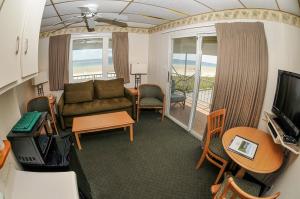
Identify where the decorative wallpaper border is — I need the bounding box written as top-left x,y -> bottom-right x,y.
149,9 -> 300,33
40,26 -> 149,38
40,9 -> 300,37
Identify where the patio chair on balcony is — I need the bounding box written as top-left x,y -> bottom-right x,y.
170,79 -> 186,108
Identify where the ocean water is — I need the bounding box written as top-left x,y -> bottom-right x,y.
73,58 -> 215,68
73,58 -> 113,68
172,59 -> 216,67
72,59 -> 217,77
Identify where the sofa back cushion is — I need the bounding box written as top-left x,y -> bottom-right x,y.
64,81 -> 94,104
94,78 -> 124,99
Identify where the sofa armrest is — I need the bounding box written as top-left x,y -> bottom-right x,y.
57,93 -> 66,129
124,88 -> 136,119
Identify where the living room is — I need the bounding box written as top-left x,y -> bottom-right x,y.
0,0 -> 300,199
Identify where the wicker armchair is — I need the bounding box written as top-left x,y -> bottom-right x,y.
170,79 -> 186,108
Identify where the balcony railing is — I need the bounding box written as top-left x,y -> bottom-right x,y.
185,79 -> 214,113
171,65 -> 215,113
73,72 -> 116,81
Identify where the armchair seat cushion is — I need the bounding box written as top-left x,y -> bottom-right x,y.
209,136 -> 230,161
140,97 -> 163,107
63,97 -> 132,116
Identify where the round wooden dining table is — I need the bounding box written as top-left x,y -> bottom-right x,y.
222,127 -> 284,178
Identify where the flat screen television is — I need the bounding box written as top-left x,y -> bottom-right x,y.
272,70 -> 300,141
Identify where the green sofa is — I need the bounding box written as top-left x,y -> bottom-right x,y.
57,78 -> 136,129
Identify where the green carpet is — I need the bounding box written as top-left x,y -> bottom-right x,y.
76,111 -> 218,199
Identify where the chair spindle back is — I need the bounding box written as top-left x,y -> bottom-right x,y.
207,109 -> 226,138
218,177 -> 280,199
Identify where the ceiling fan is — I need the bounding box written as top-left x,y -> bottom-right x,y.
52,6 -> 128,32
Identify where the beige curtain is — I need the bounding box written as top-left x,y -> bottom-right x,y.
112,32 -> 130,83
210,22 -> 268,131
49,34 -> 71,91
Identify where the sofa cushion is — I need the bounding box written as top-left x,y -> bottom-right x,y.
62,97 -> 132,116
94,78 -> 124,99
64,81 -> 94,104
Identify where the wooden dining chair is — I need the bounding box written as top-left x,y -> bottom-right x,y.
195,108 -> 229,184
211,174 -> 280,199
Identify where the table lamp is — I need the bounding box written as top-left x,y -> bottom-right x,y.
32,71 -> 49,96
130,63 -> 148,89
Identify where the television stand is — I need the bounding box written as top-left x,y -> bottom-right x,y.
264,112 -> 300,155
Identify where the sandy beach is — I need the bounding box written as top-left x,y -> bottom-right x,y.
172,64 -> 216,77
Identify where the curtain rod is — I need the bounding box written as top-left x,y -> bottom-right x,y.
162,24 -> 215,34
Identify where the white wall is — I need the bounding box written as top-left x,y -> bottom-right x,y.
0,89 -> 22,194
15,80 -> 36,114
38,32 -> 149,97
0,78 -> 35,195
148,21 -> 300,198
148,32 -> 169,91
128,33 -> 149,87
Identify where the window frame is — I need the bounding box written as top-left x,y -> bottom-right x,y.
69,33 -> 114,83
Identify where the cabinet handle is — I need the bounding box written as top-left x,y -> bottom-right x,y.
25,39 -> 28,55
15,36 -> 20,55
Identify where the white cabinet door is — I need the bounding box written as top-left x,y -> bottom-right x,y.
0,0 -> 27,88
21,0 -> 46,77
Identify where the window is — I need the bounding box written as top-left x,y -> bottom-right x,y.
70,35 -> 115,82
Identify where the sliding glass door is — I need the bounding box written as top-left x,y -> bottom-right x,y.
167,35 -> 217,138
191,36 -> 217,135
168,36 -> 197,129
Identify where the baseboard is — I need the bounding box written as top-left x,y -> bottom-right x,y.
190,130 -> 203,141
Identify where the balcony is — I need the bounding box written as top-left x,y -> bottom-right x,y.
170,72 -> 215,135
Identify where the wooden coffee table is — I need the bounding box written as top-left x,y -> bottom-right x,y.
72,111 -> 135,150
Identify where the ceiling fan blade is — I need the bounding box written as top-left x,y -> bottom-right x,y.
95,18 -> 127,27
78,6 -> 92,14
51,20 -> 83,33
52,16 -> 83,26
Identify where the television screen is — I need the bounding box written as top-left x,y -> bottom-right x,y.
272,70 -> 300,139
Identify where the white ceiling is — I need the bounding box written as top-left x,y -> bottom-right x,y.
41,0 -> 300,32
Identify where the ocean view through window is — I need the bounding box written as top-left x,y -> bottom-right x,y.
172,53 -> 217,91
70,36 -> 115,82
